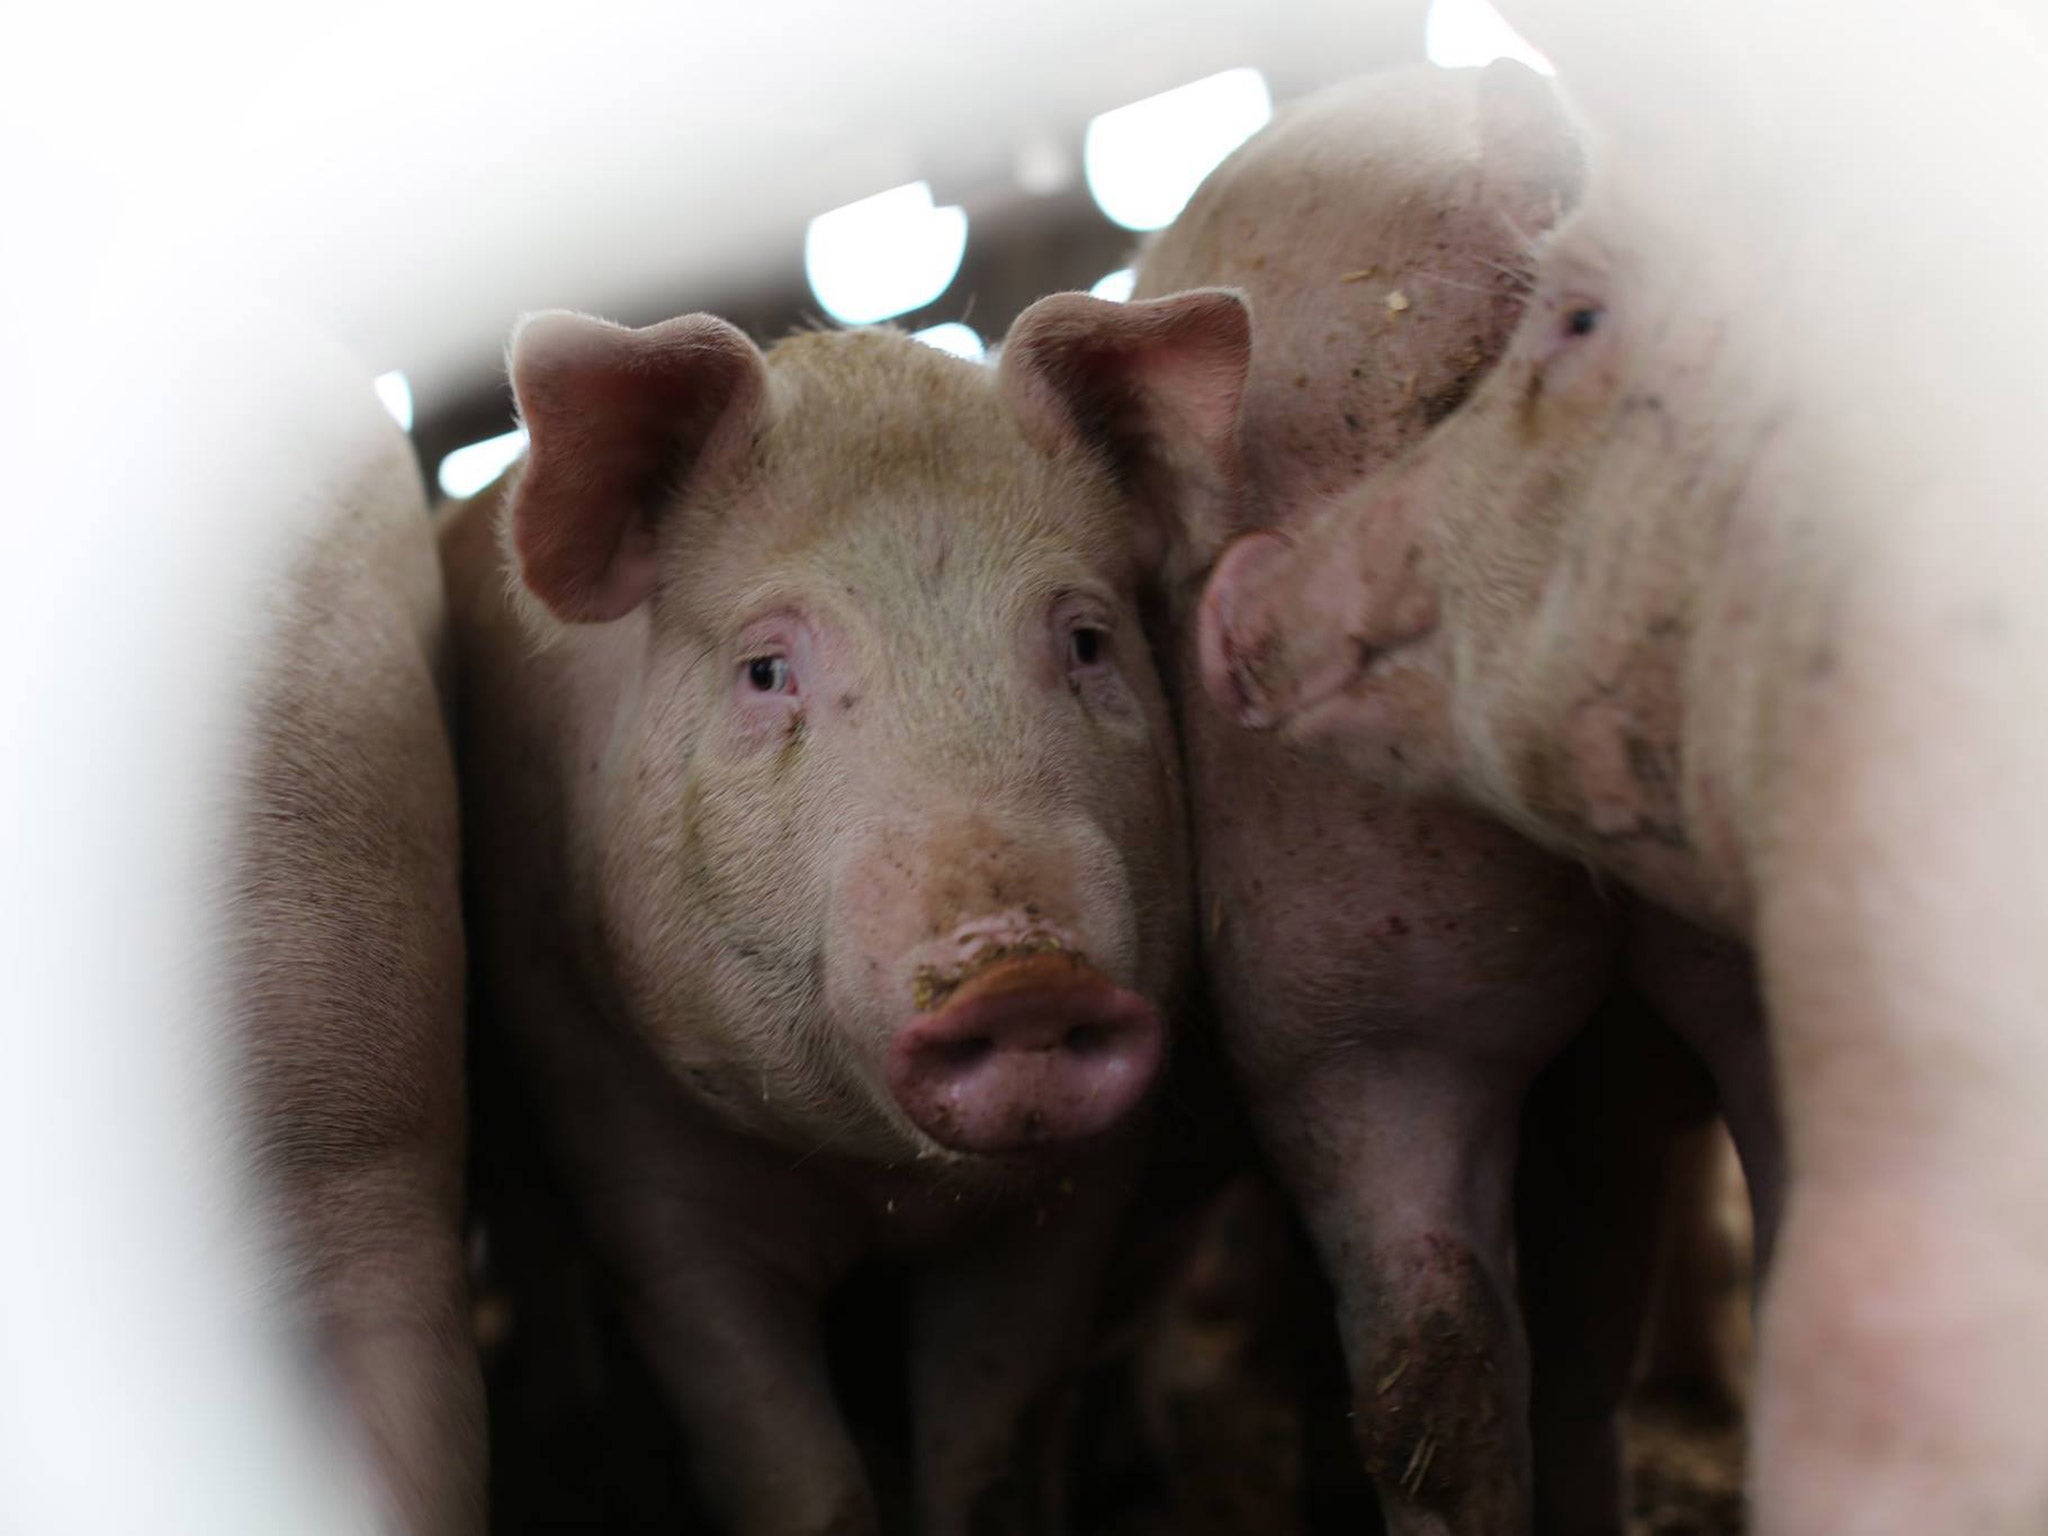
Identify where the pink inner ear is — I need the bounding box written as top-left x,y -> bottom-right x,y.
508,312 -> 763,624
1119,330 -> 1246,478
1002,289 -> 1251,497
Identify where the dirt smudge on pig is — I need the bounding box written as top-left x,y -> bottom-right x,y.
909,935 -> 1082,1012
1349,1236 -> 1520,1530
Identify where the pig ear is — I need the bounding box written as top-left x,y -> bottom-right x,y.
508,310 -> 766,623
998,289 -> 1250,566
1475,58 -> 1586,239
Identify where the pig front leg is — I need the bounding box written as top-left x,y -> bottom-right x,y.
1186,739 -> 1612,1534
592,1162 -> 876,1535
524,1017 -> 879,1536
1256,1045 -> 1537,1535
1625,904 -> 1782,1267
620,1255 -> 875,1536
907,1154 -> 1143,1536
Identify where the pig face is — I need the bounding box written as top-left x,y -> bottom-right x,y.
1198,161 -> 1740,843
506,295 -> 1248,1167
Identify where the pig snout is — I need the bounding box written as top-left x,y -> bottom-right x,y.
1199,515 -> 1439,734
1198,531 -> 1330,728
888,951 -> 1163,1155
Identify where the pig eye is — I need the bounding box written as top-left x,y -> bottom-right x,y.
1054,603 -> 1136,718
1529,293 -> 1608,388
744,655 -> 795,695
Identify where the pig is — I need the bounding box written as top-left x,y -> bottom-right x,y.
1130,61 -> 1717,1535
436,294 -> 1257,1535
229,333 -> 482,1534
1199,3 -> 2048,1531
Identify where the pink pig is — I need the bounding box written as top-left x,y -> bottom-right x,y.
439,294 -> 1250,1534
1201,3 -> 2048,1532
1131,61 -> 1765,1534
229,326 -> 481,1536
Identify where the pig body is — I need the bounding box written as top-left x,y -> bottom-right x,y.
230,345 -> 481,1535
441,302 -> 1250,1534
1203,5 -> 2048,1531
1136,64 -> 1701,1535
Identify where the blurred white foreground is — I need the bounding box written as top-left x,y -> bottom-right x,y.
5,0 -> 2041,1529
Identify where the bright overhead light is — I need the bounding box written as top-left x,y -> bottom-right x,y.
1424,0 -> 1554,74
437,427 -> 526,501
371,369 -> 413,432
1083,68 -> 1271,233
1090,268 -> 1136,303
805,181 -> 969,326
911,322 -> 987,362
1014,137 -> 1075,197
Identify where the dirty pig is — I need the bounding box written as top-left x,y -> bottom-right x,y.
1134,60 -> 1634,1536
1201,3 -> 2048,1533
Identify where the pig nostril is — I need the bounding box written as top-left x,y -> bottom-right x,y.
892,960 -> 1163,1153
933,1035 -> 994,1071
1063,1022 -> 1111,1056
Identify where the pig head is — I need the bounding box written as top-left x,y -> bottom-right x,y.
493,297 -> 1253,1166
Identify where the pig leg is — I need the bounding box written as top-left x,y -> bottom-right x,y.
1517,992 -> 1716,1536
619,1261 -> 874,1536
1625,906 -> 1782,1269
1188,711 -> 1612,1534
1743,710 -> 2048,1536
907,1159 -> 1141,1536
520,1016 -> 878,1536
583,1143 -> 876,1535
1522,914 -> 1765,1536
1252,1044 -> 1540,1536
